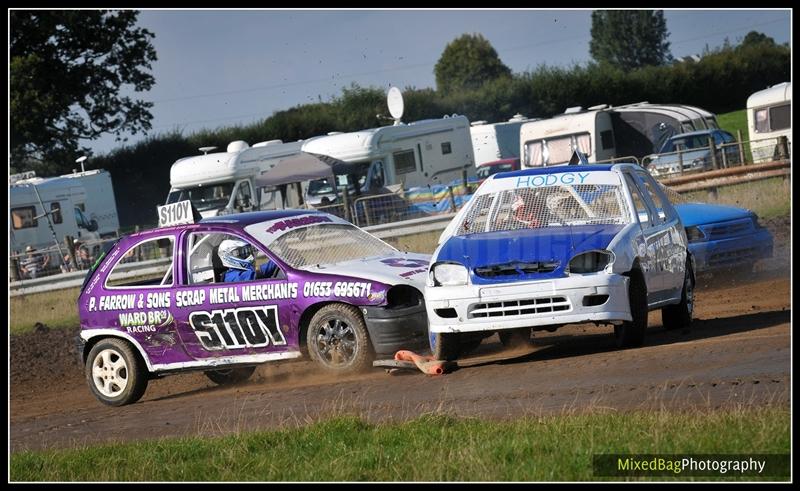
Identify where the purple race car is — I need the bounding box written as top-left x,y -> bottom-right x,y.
76,207 -> 430,406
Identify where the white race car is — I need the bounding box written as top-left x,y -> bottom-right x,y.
425,163 -> 694,360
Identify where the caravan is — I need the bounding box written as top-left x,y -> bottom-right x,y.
166,139 -> 314,218
747,82 -> 791,162
519,102 -> 721,168
10,169 -> 119,255
469,114 -> 539,166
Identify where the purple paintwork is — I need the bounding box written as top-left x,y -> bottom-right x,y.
78,211 -> 430,374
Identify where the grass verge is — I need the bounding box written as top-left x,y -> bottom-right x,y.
11,407 -> 789,481
10,287 -> 80,335
683,176 -> 790,219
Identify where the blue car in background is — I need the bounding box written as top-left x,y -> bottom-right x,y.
674,203 -> 773,273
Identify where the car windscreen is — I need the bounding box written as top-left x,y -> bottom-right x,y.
169,183 -> 234,211
268,223 -> 397,269
455,183 -> 630,236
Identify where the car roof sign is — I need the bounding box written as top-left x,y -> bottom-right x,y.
157,200 -> 200,227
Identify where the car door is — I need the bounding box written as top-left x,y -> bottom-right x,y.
634,170 -> 687,300
622,171 -> 664,304
174,227 -> 300,362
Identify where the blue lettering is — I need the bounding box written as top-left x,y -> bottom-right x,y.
532,176 -> 545,187
516,176 -> 530,187
577,172 -> 590,183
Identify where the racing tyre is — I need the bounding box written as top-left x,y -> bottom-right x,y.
615,269 -> 648,348
204,366 -> 256,385
430,332 -> 462,361
498,328 -> 533,349
307,304 -> 373,373
662,260 -> 694,331
85,338 -> 148,407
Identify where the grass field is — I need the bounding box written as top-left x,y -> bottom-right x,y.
716,109 -> 748,141
10,407 -> 789,481
683,176 -> 790,219
10,287 -> 80,335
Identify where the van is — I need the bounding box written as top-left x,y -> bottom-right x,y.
166,139 -> 312,218
300,115 -> 476,205
747,82 -> 791,163
10,169 -> 118,255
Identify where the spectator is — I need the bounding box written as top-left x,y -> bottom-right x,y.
61,254 -> 76,273
74,239 -> 95,269
19,246 -> 50,279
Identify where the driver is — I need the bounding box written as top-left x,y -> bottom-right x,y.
219,239 -> 277,282
511,188 -> 542,227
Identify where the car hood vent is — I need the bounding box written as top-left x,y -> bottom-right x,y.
475,261 -> 559,278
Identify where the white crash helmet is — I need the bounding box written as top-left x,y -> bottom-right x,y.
218,239 -> 255,270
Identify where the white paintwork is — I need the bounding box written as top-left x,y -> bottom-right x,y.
301,252 -> 431,290
519,110 -> 615,167
426,164 -> 688,335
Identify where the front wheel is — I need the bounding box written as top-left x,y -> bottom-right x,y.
204,366 -> 256,385
498,328 -> 533,349
85,338 -> 149,406
429,331 -> 462,361
662,260 -> 694,330
307,304 -> 373,373
615,269 -> 648,348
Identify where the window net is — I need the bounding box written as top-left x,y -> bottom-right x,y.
457,184 -> 630,235
269,224 -> 396,268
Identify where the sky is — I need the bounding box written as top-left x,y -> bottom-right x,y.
82,8 -> 792,156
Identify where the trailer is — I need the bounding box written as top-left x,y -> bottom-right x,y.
747,82 -> 791,163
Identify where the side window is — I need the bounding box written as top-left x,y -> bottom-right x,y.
393,149 -> 417,175
769,103 -> 790,131
754,108 -> 769,133
441,142 -> 452,155
187,232 -> 284,285
106,236 -> 175,288
50,202 -> 63,224
623,174 -> 652,227
11,206 -> 38,229
635,172 -> 669,223
371,161 -> 385,188
235,181 -> 253,209
600,130 -> 615,150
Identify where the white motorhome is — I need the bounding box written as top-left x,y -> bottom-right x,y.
469,114 -> 539,166
519,102 -> 721,168
300,114 -> 476,205
166,139 -> 312,218
10,169 -> 119,254
747,82 -> 791,162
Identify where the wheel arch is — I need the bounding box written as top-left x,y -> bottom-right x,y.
81,330 -> 153,373
297,301 -> 364,349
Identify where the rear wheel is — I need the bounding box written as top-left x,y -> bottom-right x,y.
85,338 -> 149,406
615,269 -> 648,348
662,259 -> 694,330
307,304 -> 372,373
204,366 -> 256,385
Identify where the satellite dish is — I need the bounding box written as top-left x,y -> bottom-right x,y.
387,86 -> 404,123
75,156 -> 88,163
199,146 -> 218,155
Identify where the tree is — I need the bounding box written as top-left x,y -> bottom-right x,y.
738,31 -> 776,49
10,10 -> 157,173
589,10 -> 672,71
434,33 -> 512,96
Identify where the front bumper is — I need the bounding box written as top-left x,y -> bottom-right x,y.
426,273 -> 631,334
362,302 -> 429,355
690,228 -> 774,271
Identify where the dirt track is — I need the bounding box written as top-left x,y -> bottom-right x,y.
10,218 -> 791,452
